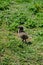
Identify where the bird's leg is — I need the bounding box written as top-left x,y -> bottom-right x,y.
25,39 -> 27,43
22,39 -> 24,42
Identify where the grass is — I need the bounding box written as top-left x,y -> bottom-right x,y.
0,0 -> 43,65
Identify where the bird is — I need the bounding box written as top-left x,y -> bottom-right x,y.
18,25 -> 28,42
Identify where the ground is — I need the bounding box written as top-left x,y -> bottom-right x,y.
0,0 -> 43,65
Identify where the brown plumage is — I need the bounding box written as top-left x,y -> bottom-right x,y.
18,26 -> 28,42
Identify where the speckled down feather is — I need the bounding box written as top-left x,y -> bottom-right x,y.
19,32 -> 28,40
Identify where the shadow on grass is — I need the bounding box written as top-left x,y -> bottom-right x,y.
25,41 -> 32,45
18,41 -> 32,49
18,44 -> 24,48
